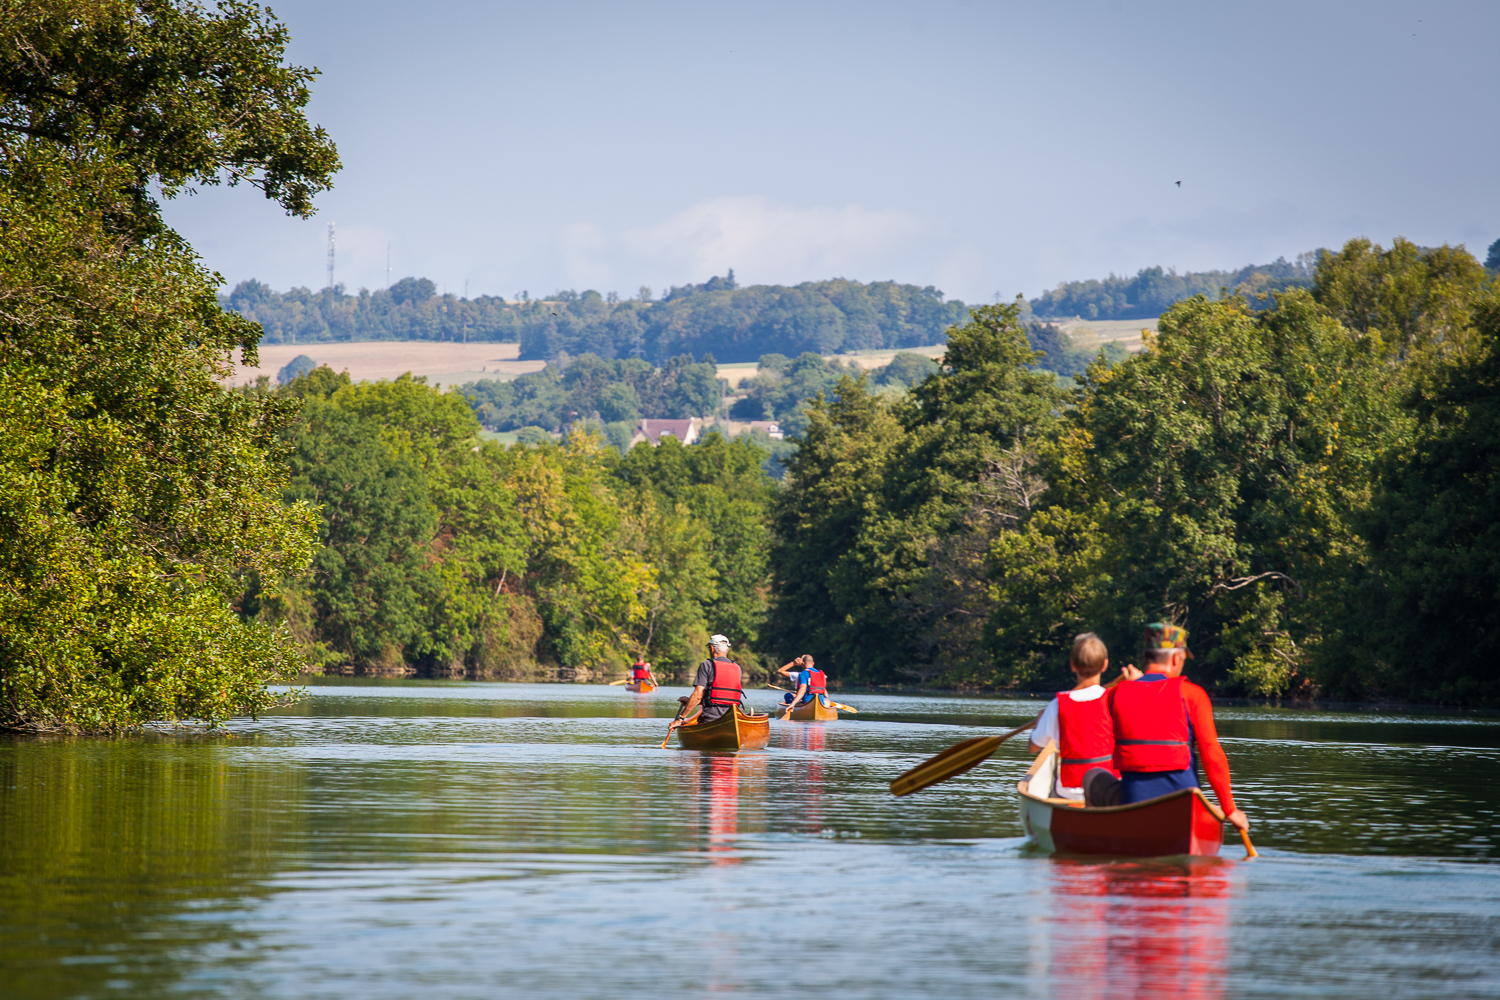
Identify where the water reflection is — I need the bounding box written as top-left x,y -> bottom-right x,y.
1046,858 -> 1233,1000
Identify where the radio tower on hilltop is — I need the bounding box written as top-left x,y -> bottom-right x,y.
326,222 -> 336,290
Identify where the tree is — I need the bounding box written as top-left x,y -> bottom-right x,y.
1,0 -> 339,231
0,1 -> 338,729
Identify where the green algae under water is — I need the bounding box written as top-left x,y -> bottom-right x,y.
2,682 -> 1497,999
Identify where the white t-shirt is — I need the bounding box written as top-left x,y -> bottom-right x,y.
1029,685 -> 1109,799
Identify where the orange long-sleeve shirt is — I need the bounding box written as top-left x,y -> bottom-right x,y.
1106,676 -> 1236,815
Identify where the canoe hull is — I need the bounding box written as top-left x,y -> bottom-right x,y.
1016,742 -> 1224,857
676,705 -> 770,751
625,681 -> 656,693
1018,786 -> 1225,857
785,696 -> 839,721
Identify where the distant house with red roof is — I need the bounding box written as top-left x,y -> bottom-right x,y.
630,418 -> 702,448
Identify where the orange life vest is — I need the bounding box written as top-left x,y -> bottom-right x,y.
1055,691 -> 1118,787
1109,675 -> 1192,772
706,657 -> 744,707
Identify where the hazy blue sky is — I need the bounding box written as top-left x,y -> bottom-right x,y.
163,0 -> 1499,304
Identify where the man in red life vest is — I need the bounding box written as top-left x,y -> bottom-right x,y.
1105,622 -> 1250,833
669,634 -> 745,731
629,658 -> 656,685
777,655 -> 827,713
1027,633 -> 1135,804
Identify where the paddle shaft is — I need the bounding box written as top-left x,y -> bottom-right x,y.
608,679 -> 629,685
889,713 -> 1042,796
1238,826 -> 1259,858
660,701 -> 688,748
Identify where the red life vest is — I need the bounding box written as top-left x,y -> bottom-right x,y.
630,662 -> 651,681
706,657 -> 744,707
1110,675 -> 1192,772
804,669 -> 827,695
1055,690 -> 1118,787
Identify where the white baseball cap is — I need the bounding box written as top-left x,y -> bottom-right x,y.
709,634 -> 730,647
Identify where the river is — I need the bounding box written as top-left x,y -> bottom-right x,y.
2,681 -> 1497,998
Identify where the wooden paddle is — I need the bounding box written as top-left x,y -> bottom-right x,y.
889,714 -> 1042,796
1237,827 -> 1259,858
824,698 -> 859,714
608,679 -> 629,686
660,699 -> 689,748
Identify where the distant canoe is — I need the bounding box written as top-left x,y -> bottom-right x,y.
1017,743 -> 1226,857
625,680 -> 656,693
676,705 -> 770,751
783,695 -> 838,721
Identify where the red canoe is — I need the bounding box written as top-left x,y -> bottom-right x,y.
1016,742 -> 1226,857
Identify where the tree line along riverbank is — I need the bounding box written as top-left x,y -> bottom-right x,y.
3,3 -> 1499,731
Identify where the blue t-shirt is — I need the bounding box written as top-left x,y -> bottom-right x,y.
795,669 -> 821,703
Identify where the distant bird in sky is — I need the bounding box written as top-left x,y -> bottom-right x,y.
1175,180 -> 1182,187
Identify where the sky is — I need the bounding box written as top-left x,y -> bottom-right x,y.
162,0 -> 1500,305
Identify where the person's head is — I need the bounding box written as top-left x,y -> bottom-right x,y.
802,655 -> 815,669
709,633 -> 730,656
1070,632 -> 1108,680
1142,622 -> 1191,676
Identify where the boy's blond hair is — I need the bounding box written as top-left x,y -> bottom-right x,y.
1070,632 -> 1108,676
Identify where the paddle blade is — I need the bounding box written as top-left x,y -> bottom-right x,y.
889,735 -> 1005,797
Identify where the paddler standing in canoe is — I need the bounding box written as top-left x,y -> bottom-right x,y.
1026,632 -> 1138,805
1101,623 -> 1250,834
669,634 -> 744,733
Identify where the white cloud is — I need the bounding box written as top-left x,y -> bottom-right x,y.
558,196 -> 951,291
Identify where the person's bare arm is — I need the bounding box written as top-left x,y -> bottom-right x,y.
672,686 -> 706,728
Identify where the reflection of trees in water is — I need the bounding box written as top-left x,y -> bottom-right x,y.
0,737 -> 302,998
1045,857 -> 1235,1000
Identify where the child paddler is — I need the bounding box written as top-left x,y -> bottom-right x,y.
1027,633 -> 1134,805
669,634 -> 745,732
1102,623 -> 1250,834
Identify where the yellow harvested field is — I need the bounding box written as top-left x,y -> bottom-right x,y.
1054,317 -> 1157,352
228,341 -> 544,387
717,344 -> 947,387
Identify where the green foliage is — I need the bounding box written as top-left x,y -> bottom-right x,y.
1311,237 -> 1489,361
729,352 -> 862,435
277,354 -> 316,384
1025,322 -> 1131,376
0,1 -> 339,231
1031,257 -> 1315,321
0,161 -> 317,730
460,352 -> 722,433
266,374 -> 777,678
0,2 -> 337,730
1325,292 -> 1500,704
227,275 -> 970,362
874,352 -> 940,388
225,280 -> 518,343
766,304 -> 1067,682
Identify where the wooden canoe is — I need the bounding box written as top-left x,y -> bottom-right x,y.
782,695 -> 839,721
676,704 -> 770,751
1016,742 -> 1226,857
625,680 -> 656,693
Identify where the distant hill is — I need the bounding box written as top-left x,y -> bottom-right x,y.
221,256 -> 1320,364
1029,255 -> 1316,321
221,273 -> 970,365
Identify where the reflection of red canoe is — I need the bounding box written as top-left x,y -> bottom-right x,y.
676,705 -> 771,751
1017,743 -> 1225,857
625,680 -> 656,693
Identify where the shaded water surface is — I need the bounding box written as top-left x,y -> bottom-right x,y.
2,683 -> 1497,998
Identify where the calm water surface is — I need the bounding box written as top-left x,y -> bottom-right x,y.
2,682 -> 1498,999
